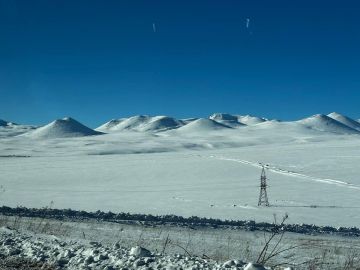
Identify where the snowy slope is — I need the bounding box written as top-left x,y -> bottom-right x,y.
327,112 -> 360,131
297,114 -> 359,134
209,113 -> 246,128
25,117 -> 102,139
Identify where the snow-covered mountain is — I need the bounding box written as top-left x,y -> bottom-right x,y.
180,118 -> 199,124
25,117 -> 102,139
237,115 -> 268,125
143,116 -> 183,131
97,115 -> 183,132
0,119 -> 36,138
0,119 -> 9,126
0,119 -> 19,127
209,113 -> 245,128
176,118 -> 232,133
209,113 -> 267,127
96,118 -> 127,131
297,114 -> 359,134
3,113 -> 360,139
327,112 -> 360,131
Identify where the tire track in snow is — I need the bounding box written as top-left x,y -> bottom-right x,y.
208,155 -> 360,190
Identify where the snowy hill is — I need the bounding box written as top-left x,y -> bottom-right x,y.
0,119 -> 18,127
209,113 -> 267,126
97,115 -> 183,132
209,113 -> 239,122
141,116 -> 183,131
25,117 -> 102,139
209,113 -> 245,128
180,118 -> 198,124
0,119 -> 9,126
327,112 -> 360,131
96,118 -> 127,131
176,118 -> 232,133
297,114 -> 359,134
237,115 -> 268,125
0,119 -> 36,138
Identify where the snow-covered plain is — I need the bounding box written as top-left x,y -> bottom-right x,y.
1,113 -> 360,227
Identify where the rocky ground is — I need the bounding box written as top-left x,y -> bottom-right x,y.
0,226 -> 283,270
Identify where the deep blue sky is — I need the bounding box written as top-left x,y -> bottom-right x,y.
1,0 -> 360,127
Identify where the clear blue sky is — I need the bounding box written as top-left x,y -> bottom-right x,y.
1,0 -> 360,127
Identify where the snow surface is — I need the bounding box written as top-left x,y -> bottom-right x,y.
1,113 -> 360,227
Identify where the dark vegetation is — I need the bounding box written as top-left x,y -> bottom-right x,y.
0,206 -> 359,237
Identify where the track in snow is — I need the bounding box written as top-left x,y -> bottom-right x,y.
209,155 -> 360,191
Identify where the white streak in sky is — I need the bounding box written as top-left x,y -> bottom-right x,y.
246,18 -> 250,29
153,23 -> 156,33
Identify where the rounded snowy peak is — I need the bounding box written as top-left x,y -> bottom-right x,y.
97,115 -> 183,132
0,119 -> 8,126
141,116 -> 183,131
177,118 -> 232,133
209,113 -> 245,128
26,117 -> 102,139
298,114 -> 359,134
0,119 -> 18,127
111,115 -> 151,131
237,115 -> 268,125
327,112 -> 360,131
96,118 -> 127,131
209,113 -> 238,122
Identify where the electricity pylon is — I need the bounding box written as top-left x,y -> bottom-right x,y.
258,166 -> 270,206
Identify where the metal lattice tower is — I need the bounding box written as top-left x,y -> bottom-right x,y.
258,166 -> 270,206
